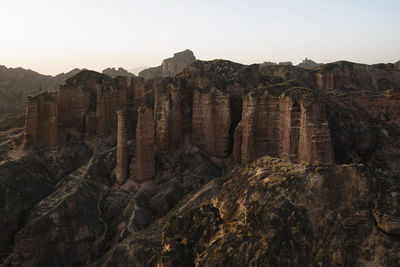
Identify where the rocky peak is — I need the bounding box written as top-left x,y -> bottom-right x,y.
139,49 -> 196,79
297,58 -> 322,69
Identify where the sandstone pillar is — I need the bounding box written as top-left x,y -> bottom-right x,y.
116,110 -> 128,184
134,106 -> 155,183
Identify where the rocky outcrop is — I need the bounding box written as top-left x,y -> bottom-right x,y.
133,106 -> 155,183
102,67 -> 136,78
297,58 -> 322,69
116,111 -> 128,184
139,49 -> 196,79
158,157 -> 400,266
22,91 -> 58,149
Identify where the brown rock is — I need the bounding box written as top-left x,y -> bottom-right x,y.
115,110 -> 128,185
233,88 -> 334,164
192,87 -> 231,158
23,91 -> 58,149
139,49 -> 196,79
133,106 -> 155,183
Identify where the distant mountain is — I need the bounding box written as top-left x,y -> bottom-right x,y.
261,61 -> 293,67
128,67 -> 148,76
102,67 -> 136,78
0,65 -> 82,118
139,49 -> 196,79
297,58 -> 322,69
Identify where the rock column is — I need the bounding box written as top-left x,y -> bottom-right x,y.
135,106 -> 155,183
116,110 -> 128,184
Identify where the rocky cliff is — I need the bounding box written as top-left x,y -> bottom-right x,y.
139,49 -> 196,80
2,57 -> 400,266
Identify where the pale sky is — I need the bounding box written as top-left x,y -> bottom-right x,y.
1,0 -> 399,75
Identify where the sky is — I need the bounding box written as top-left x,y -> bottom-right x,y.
0,0 -> 399,75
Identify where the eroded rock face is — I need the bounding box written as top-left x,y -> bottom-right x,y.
23,91 -> 58,149
233,88 -> 334,164
133,106 -> 155,183
192,87 -> 231,158
116,111 -> 128,184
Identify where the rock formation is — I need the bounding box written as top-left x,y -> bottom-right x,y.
133,106 -> 155,183
115,110 -> 128,184
192,87 -> 231,158
297,58 -> 322,69
0,65 -> 81,118
139,49 -> 196,79
23,91 -> 58,149
233,88 -> 334,164
4,56 -> 400,266
102,67 -> 136,78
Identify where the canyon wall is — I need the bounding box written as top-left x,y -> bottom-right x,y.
23,59 -> 400,182
232,89 -> 334,164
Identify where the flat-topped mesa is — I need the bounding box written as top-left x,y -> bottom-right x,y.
22,91 -> 58,150
233,87 -> 334,164
115,110 -> 128,185
133,106 -> 155,183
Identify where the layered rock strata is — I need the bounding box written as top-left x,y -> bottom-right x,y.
133,106 -> 155,183
233,89 -> 334,164
23,91 -> 58,149
116,111 -> 128,184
